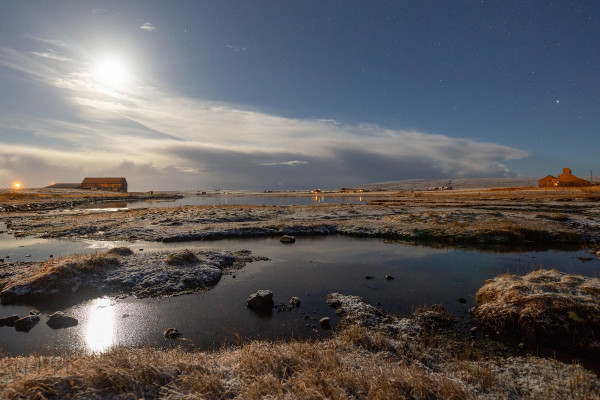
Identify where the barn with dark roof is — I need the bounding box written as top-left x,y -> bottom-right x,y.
80,177 -> 128,192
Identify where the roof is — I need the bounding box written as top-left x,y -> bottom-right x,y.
81,177 -> 127,185
539,175 -> 557,180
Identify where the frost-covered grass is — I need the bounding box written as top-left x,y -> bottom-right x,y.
0,248 -> 266,304
473,269 -> 600,355
0,294 -> 597,399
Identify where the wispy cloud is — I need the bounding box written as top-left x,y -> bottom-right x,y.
140,22 -> 156,32
31,50 -> 71,62
260,161 -> 308,166
0,44 -> 528,190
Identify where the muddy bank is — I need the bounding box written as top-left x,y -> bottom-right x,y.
473,269 -> 600,357
0,248 -> 266,305
4,191 -> 600,247
1,293 -> 598,399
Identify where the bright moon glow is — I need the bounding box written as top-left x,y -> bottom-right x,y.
85,298 -> 116,352
93,58 -> 129,88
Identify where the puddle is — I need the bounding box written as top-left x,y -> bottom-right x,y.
1,235 -> 598,356
77,194 -> 367,210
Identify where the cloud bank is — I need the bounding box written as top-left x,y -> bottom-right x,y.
0,42 -> 528,191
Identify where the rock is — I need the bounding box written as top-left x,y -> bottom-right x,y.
280,235 -> 296,244
365,275 -> 374,280
0,314 -> 20,327
164,328 -> 181,339
14,315 -> 40,332
289,296 -> 301,308
46,311 -> 79,329
470,326 -> 478,336
385,274 -> 394,280
29,309 -> 40,316
247,290 -> 274,311
319,317 -> 331,329
457,297 -> 467,304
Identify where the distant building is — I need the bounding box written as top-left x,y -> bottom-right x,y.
539,168 -> 590,188
80,177 -> 128,192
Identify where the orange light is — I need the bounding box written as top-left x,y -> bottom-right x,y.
13,182 -> 21,189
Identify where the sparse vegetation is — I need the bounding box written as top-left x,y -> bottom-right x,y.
1,295 -> 598,399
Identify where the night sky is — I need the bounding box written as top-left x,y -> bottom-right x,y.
0,1 -> 598,190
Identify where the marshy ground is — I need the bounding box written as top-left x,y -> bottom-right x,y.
1,187 -> 600,398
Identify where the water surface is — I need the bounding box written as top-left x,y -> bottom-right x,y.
1,235 -> 598,356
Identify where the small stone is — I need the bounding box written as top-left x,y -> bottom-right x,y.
385,274 -> 394,280
365,275 -> 375,280
247,290 -> 274,311
46,312 -> 78,329
29,309 -> 40,316
280,235 -> 296,244
457,297 -> 467,304
49,255 -> 53,258
164,328 -> 181,339
470,326 -> 478,336
319,317 -> 330,329
14,315 -> 40,332
289,297 -> 301,308
0,314 -> 20,327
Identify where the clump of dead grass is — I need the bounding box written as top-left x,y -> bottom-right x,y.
473,269 -> 600,353
165,249 -> 198,265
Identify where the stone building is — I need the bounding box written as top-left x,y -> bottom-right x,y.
538,168 -> 590,188
80,177 -> 128,192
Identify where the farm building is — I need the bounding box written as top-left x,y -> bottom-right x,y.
538,168 -> 590,188
80,177 -> 128,192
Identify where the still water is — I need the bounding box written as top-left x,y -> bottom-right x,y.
78,194 -> 367,210
1,233 -> 598,356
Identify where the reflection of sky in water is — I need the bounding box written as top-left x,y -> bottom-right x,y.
85,298 -> 115,352
0,235 -> 599,356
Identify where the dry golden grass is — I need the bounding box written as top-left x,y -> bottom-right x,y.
474,269 -> 600,353
1,330 -> 597,399
164,249 -> 198,265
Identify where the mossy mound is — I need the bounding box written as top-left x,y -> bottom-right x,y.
473,269 -> 600,354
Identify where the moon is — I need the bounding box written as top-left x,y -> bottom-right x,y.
93,58 -> 129,88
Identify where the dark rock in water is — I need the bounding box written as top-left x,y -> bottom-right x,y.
577,256 -> 593,262
280,235 -> 296,244
274,303 -> 293,312
14,315 -> 40,332
457,297 -> 467,304
247,290 -> 274,311
0,314 -> 20,327
46,311 -> 78,329
385,274 -> 394,280
29,309 -> 40,316
164,328 -> 181,339
470,326 -> 478,336
319,317 -> 331,329
365,275 -> 375,280
289,296 -> 301,308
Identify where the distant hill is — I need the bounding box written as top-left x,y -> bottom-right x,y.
358,177 -> 539,191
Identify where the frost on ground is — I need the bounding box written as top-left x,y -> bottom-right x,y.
0,248 -> 267,304
473,269 -> 600,356
1,293 -> 598,399
5,189 -> 600,248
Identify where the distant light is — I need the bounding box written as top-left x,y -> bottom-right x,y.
13,182 -> 21,189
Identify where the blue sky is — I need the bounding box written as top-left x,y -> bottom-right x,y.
0,1 -> 598,190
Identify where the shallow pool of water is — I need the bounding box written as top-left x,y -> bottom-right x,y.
77,194 -> 367,210
1,234 -> 598,356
